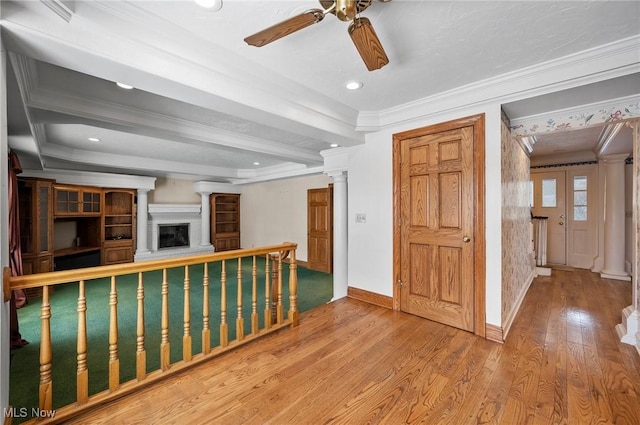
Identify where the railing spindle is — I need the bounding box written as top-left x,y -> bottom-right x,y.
8,242 -> 299,421
202,262 -> 211,355
220,260 -> 228,347
236,257 -> 244,341
288,250 -> 299,327
251,256 -> 258,334
77,280 -> 88,404
39,285 -> 53,411
264,254 -> 271,329
136,272 -> 146,381
277,255 -> 284,324
108,276 -> 120,391
160,268 -> 170,371
183,265 -> 192,361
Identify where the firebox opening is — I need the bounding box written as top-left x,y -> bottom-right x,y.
158,223 -> 190,249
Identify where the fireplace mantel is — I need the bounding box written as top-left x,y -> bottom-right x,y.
135,203 -> 214,261
148,204 -> 201,215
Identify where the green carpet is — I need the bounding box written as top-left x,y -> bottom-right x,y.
9,258 -> 332,422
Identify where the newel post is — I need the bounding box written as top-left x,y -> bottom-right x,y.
288,247 -> 299,327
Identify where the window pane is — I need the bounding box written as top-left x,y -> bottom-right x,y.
574,176 -> 587,191
542,179 -> 556,207
574,191 -> 587,206
574,206 -> 587,221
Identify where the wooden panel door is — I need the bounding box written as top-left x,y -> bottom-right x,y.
396,121 -> 479,332
307,187 -> 332,273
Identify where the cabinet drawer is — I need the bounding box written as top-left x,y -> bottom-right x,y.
104,245 -> 133,265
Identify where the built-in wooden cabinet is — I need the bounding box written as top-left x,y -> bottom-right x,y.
18,178 -> 54,275
18,178 -> 54,298
19,180 -> 137,279
102,189 -> 135,265
210,193 -> 240,251
54,184 -> 102,216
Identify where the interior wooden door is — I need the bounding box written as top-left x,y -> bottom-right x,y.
307,187 -> 333,273
395,119 -> 481,333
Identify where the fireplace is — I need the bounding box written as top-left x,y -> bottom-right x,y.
158,223 -> 190,250
134,203 -> 214,261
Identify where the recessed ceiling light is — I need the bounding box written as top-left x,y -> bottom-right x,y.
88,137 -> 100,142
116,82 -> 134,90
253,162 -> 260,165
195,0 -> 222,10
330,143 -> 339,148
345,80 -> 363,90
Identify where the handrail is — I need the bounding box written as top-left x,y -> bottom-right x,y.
4,242 -> 298,424
7,242 -> 298,290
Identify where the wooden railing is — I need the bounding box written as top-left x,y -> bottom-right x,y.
4,243 -> 298,424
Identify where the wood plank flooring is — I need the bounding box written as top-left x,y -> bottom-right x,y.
65,269 -> 640,425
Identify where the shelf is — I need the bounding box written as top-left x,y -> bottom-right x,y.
54,246 -> 101,258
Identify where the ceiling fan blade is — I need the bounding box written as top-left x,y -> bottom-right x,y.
348,17 -> 389,71
244,9 -> 325,47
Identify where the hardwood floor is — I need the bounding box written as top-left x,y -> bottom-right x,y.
65,269 -> 639,425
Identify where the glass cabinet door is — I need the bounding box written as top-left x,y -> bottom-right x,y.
38,183 -> 51,253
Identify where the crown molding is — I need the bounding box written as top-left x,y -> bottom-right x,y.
39,143 -> 239,180
20,168 -> 156,190
193,181 -> 242,194
357,35 -> 640,131
40,0 -> 74,23
229,164 -> 325,185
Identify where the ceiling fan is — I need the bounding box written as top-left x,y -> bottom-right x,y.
244,0 -> 390,71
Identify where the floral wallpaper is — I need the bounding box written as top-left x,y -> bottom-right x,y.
501,117 -> 536,335
509,99 -> 640,137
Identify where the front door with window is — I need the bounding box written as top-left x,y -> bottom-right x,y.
531,171 -> 567,265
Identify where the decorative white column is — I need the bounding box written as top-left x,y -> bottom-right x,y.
329,171 -> 348,300
198,191 -> 213,247
616,121 -> 639,351
136,189 -> 150,255
601,153 -> 631,281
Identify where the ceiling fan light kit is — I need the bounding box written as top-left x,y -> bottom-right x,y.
244,0 -> 390,71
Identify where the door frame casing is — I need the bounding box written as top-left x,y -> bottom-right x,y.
392,114 -> 486,337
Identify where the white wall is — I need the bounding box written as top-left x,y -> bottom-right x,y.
240,174 -> 332,262
1,35 -> 10,416
149,177 -> 200,204
347,105 -> 503,326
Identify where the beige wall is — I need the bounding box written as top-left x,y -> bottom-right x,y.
240,174 -> 332,262
149,178 -> 200,204
501,118 -> 536,337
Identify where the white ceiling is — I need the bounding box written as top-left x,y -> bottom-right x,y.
2,0 -> 639,183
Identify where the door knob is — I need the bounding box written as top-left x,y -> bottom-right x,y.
462,236 -> 471,243
559,222 -> 564,225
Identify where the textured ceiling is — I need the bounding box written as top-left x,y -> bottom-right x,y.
2,0 -> 639,182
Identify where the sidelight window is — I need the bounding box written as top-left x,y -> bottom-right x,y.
573,176 -> 587,221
